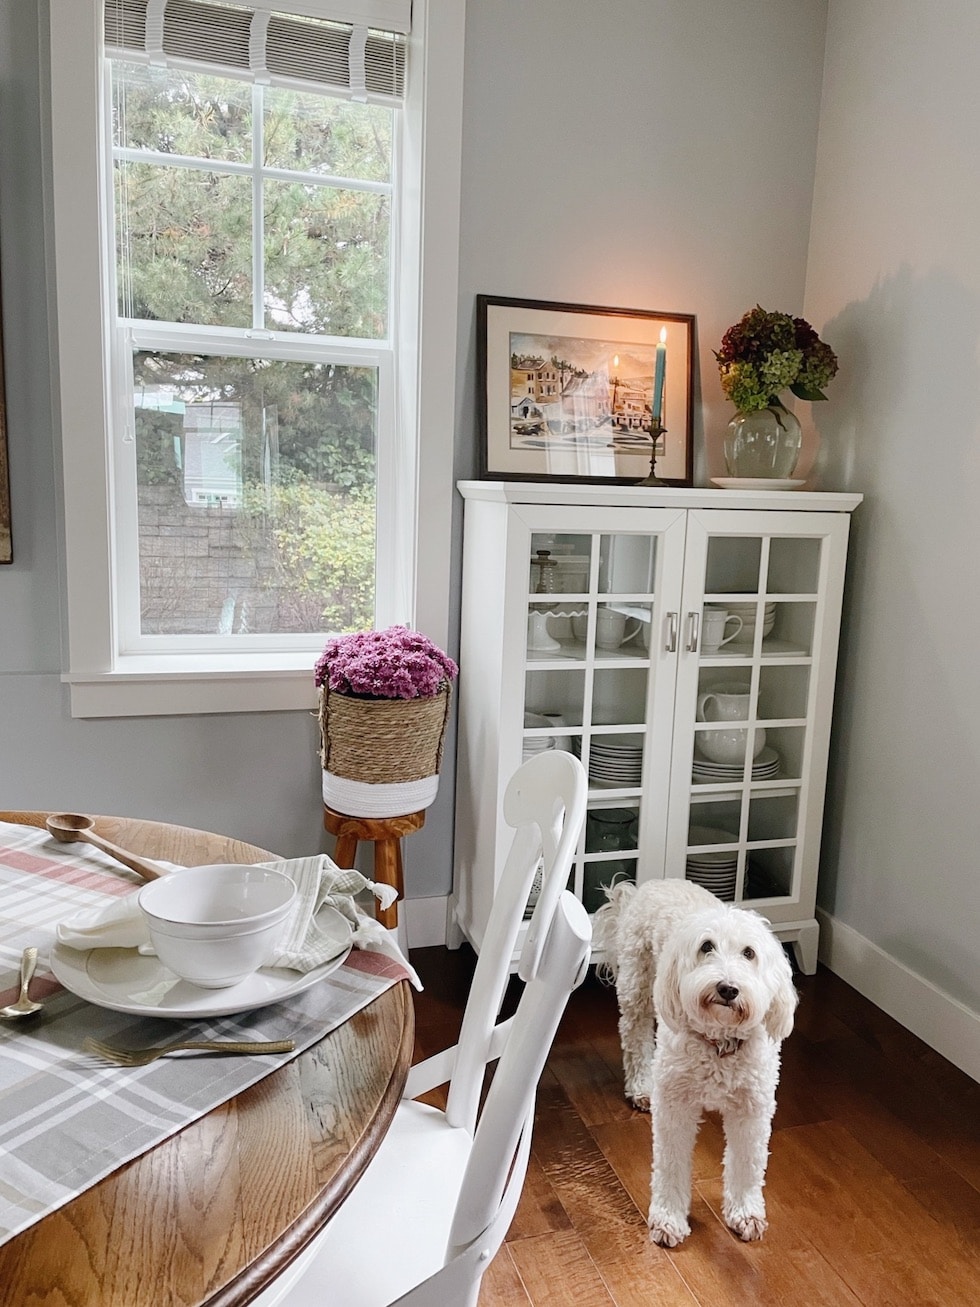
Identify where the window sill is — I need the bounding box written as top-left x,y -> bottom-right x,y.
63,655 -> 319,718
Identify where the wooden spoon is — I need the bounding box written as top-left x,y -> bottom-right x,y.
45,813 -> 169,881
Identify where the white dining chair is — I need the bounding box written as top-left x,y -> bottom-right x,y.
253,749 -> 590,1307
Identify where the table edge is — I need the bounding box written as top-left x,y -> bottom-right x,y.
1,812 -> 416,1306
208,979 -> 416,1307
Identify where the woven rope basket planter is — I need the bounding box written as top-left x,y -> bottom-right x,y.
318,686 -> 452,818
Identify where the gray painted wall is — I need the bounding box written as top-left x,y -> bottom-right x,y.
1,3 -> 828,901
805,0 -> 980,1014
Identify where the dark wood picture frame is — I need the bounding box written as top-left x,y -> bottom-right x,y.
477,294 -> 695,486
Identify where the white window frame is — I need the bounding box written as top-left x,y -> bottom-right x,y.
45,0 -> 464,717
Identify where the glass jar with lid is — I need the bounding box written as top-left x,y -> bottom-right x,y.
532,549 -> 558,593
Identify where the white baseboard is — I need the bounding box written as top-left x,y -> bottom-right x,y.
816,908 -> 980,1084
402,895 -> 451,950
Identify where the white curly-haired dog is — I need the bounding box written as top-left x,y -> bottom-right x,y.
594,879 -> 797,1247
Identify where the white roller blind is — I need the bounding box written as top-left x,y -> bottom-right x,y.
104,0 -> 409,99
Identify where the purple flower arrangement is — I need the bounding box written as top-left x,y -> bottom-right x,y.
315,626 -> 458,701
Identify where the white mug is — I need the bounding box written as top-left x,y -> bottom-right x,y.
701,606 -> 743,653
595,607 -> 642,650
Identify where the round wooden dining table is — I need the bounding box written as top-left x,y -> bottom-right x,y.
0,812 -> 415,1307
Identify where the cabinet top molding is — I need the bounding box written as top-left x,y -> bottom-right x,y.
457,481 -> 863,513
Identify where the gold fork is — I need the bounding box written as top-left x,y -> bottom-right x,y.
84,1036 -> 295,1067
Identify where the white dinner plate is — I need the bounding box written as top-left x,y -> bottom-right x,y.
711,478 -> 806,490
50,904 -> 353,1019
693,746 -> 780,770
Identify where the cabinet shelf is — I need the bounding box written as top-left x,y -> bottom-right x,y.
689,783 -> 801,800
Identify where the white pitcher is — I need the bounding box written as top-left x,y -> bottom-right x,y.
696,683 -> 766,764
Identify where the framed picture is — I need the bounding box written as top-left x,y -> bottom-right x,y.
478,295 -> 695,486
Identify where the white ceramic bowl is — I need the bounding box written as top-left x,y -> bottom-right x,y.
698,727 -> 768,766
138,865 -> 297,988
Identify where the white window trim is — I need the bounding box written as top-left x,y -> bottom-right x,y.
44,0 -> 464,718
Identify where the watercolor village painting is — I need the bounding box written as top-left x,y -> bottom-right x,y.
508,331 -> 663,460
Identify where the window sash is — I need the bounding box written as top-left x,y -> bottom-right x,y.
113,322 -> 395,654
107,55 -> 400,651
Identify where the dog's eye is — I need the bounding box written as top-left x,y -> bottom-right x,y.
742,947 -> 756,960
699,939 -> 715,955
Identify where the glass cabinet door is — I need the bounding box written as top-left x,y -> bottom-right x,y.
513,505 -> 685,915
666,510 -> 850,924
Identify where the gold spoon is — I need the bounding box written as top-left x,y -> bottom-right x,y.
1,947 -> 43,1019
45,813 -> 169,881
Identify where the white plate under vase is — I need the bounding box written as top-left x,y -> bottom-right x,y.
711,477 -> 806,490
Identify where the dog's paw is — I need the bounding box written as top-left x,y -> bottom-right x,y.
725,1208 -> 768,1242
647,1207 -> 690,1247
628,1092 -> 651,1113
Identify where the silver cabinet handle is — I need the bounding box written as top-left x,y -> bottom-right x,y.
685,611 -> 700,652
664,611 -> 678,653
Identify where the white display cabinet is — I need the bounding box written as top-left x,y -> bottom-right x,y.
451,480 -> 862,973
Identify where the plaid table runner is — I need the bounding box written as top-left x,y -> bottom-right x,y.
0,821 -> 414,1250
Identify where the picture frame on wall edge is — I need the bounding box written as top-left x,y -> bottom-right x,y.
0,277 -> 9,565
477,294 -> 695,487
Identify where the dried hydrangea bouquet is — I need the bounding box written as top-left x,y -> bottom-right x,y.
715,306 -> 839,480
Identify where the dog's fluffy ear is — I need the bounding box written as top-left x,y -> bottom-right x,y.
763,944 -> 798,1042
652,934 -> 687,1033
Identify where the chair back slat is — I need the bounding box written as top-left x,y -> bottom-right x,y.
444,752 -> 587,1133
447,891 -> 591,1256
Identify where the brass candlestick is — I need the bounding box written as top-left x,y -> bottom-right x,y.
636,419 -> 668,486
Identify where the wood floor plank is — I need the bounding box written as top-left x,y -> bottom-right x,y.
593,1252 -> 702,1306
760,1118 -> 980,1302
479,1245 -> 533,1306
529,1080 -> 657,1264
814,1030 -> 980,1190
590,1110 -> 726,1219
545,1042 -> 637,1128
831,1245 -> 980,1307
671,1190 -> 862,1307
505,1229 -> 617,1307
506,1150 -> 573,1241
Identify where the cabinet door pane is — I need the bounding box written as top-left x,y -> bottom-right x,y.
518,509 -> 686,915
671,511 -> 850,925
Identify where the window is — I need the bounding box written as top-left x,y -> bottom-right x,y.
46,0 -> 464,715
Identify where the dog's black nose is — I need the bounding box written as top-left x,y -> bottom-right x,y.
716,983 -> 739,1002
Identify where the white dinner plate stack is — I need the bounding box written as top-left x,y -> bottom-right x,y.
522,712 -> 556,763
575,736 -> 643,786
692,745 -> 781,783
685,825 -> 739,901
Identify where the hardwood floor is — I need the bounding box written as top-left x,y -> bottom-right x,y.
409,946 -> 980,1307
